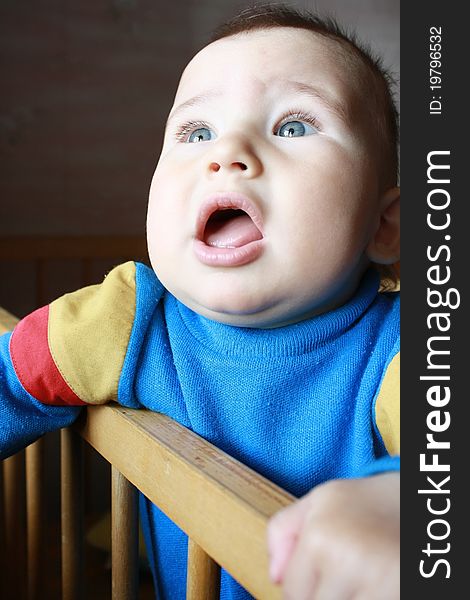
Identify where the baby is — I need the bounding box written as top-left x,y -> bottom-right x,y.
0,4 -> 400,599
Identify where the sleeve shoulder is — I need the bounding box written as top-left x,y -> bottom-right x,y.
9,262 -> 164,407
373,341 -> 400,456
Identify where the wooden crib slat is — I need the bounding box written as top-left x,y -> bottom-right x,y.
0,310 -> 21,597
26,438 -> 45,600
187,538 -> 221,600
111,466 -> 139,600
3,451 -> 27,599
0,460 -> 4,600
61,428 -> 84,600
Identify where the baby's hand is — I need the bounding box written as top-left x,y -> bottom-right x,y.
267,472 -> 400,600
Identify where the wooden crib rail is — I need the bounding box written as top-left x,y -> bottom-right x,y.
1,306 -> 295,599
76,405 -> 294,599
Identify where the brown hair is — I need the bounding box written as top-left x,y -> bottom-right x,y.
209,3 -> 400,288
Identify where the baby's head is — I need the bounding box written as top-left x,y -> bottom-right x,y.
147,4 -> 400,328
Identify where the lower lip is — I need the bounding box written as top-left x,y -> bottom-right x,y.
193,239 -> 264,267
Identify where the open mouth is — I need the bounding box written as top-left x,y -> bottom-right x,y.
194,193 -> 265,267
203,208 -> 263,248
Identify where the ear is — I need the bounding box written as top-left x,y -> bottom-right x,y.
366,186 -> 400,264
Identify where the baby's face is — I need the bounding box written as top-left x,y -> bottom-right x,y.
147,28 -> 387,327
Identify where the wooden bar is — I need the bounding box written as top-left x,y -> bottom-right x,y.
0,461 -> 4,600
187,539 -> 221,600
3,451 -> 27,600
0,312 -> 21,598
61,428 -> 84,600
111,467 -> 139,600
74,405 -> 294,599
26,438 -> 45,600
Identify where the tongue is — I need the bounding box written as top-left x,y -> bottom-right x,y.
205,212 -> 262,248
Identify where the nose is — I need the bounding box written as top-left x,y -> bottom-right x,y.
207,134 -> 263,178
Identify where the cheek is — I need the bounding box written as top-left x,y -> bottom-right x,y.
271,165 -> 375,276
147,201 -> 175,259
147,163 -> 182,231
146,174 -> 174,268
146,178 -> 162,244
296,154 -> 375,229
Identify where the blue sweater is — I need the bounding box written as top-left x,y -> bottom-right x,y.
0,263 -> 399,599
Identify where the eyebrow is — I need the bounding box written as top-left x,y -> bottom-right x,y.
280,80 -> 349,123
165,91 -> 221,130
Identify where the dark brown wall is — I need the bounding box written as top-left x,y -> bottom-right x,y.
0,0 -> 192,237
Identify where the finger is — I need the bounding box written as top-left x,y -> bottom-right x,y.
267,497 -> 312,583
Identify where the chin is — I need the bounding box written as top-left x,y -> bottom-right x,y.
199,295 -> 266,319
181,288 -> 274,326
183,273 -> 262,313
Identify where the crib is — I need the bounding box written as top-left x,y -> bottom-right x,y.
0,236 -> 294,599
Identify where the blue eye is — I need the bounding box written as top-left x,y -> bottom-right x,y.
188,127 -> 215,143
276,120 -> 316,137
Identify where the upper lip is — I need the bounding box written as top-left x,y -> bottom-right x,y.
195,191 -> 264,242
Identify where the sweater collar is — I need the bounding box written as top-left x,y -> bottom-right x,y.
171,269 -> 380,358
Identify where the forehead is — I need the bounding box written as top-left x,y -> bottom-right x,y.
174,28 -> 368,110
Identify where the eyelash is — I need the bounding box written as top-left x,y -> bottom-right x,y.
275,109 -> 322,134
173,109 -> 321,142
174,120 -> 210,142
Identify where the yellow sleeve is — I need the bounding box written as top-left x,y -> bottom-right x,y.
48,261 -> 137,404
374,352 -> 400,455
